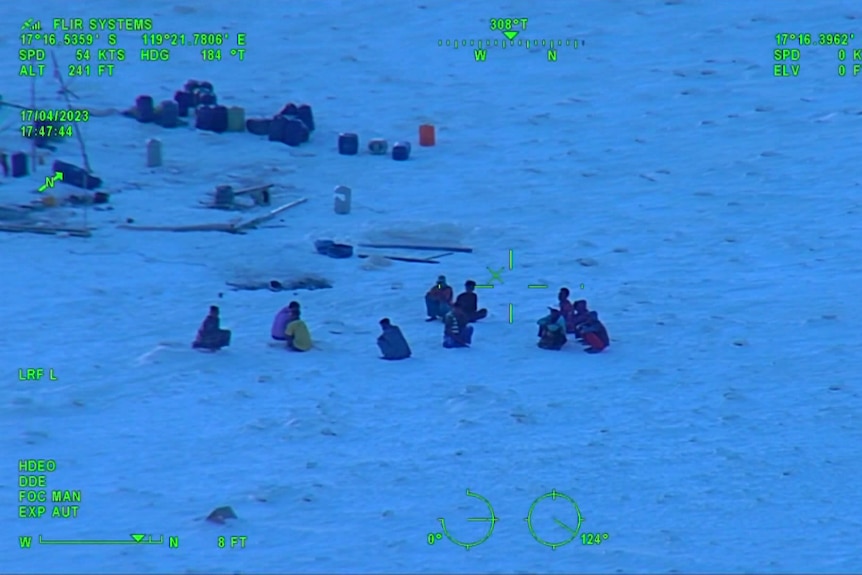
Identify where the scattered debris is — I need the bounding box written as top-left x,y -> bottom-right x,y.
119,198 -> 307,234
0,223 -> 90,237
227,276 -> 332,291
358,253 -> 440,264
203,183 -> 273,210
358,243 -> 472,253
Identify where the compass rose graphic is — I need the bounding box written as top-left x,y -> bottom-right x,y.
523,489 -> 584,549
437,488 -> 499,550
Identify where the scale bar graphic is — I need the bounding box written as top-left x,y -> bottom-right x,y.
39,534 -> 164,545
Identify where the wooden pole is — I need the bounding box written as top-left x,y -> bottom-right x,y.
50,51 -> 92,173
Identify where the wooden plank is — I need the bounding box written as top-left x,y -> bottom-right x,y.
233,183 -> 273,196
234,197 -> 307,230
117,222 -> 241,233
0,224 -> 91,237
358,243 -> 472,253
424,252 -> 454,261
357,253 -> 440,264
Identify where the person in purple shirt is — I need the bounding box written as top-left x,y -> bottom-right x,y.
271,301 -> 300,341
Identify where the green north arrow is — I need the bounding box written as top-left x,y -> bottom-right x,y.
503,30 -> 519,40
37,171 -> 63,192
130,534 -> 145,543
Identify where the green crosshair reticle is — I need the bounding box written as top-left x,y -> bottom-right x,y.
523,489 -> 584,549
437,489 -> 499,550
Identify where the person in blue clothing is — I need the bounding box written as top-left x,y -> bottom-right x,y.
377,318 -> 412,360
537,308 -> 567,350
443,303 -> 473,348
192,305 -> 231,351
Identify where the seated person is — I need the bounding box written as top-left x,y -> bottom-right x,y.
425,275 -> 453,321
443,303 -> 473,348
285,310 -> 312,352
455,280 -> 488,322
558,287 -> 574,327
377,318 -> 412,360
569,299 -> 592,335
193,305 -> 231,351
271,301 -> 300,341
537,308 -> 567,350
580,311 -> 609,353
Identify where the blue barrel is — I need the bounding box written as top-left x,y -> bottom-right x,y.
136,95 -> 155,123
297,104 -> 315,132
314,239 -> 335,254
11,152 -> 28,177
338,133 -> 359,155
278,103 -> 298,117
184,80 -> 201,93
268,115 -> 289,142
53,160 -> 102,189
158,100 -> 179,128
327,243 -> 354,258
195,105 -> 214,131
392,141 -> 411,161
283,119 -> 307,146
211,105 -> 228,133
246,118 -> 271,136
174,90 -> 193,117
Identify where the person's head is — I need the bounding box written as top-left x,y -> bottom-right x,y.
574,299 -> 587,312
289,301 -> 300,310
465,280 -> 476,292
209,305 -> 219,316
379,318 -> 391,328
559,287 -> 570,300
548,307 -> 561,319
436,275 -> 447,286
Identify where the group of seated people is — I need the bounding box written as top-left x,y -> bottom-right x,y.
192,282 -> 609,357
425,275 -> 489,349
536,288 -> 610,353
193,301 -> 313,352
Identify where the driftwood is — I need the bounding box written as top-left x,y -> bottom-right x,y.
234,183 -> 273,197
234,198 -> 307,230
358,243 -> 472,253
357,253 -> 440,264
117,222 -> 241,233
118,198 -> 308,234
0,223 -> 91,237
425,252 -> 454,261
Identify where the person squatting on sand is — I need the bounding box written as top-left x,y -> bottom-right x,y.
192,305 -> 231,351
455,280 -> 488,323
579,311 -> 610,354
443,302 -> 473,348
537,308 -> 567,350
285,307 -> 312,352
271,301 -> 300,341
425,275 -> 453,321
377,318 -> 411,360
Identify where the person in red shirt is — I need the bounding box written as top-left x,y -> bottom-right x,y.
425,275 -> 453,321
